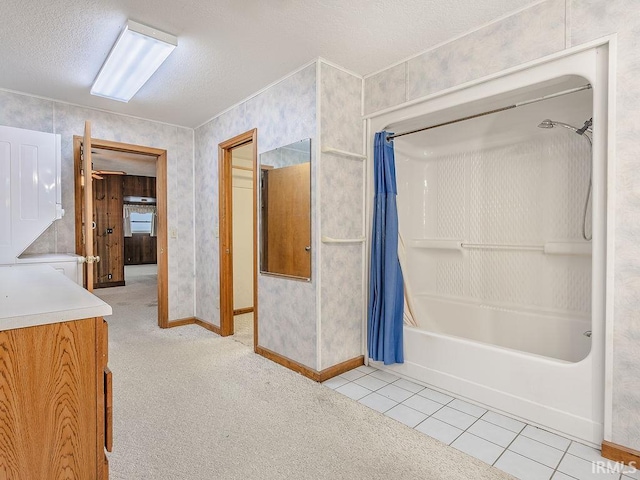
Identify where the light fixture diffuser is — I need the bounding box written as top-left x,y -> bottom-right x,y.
91,20 -> 177,102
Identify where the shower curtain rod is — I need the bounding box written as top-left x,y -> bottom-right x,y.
386,84 -> 592,141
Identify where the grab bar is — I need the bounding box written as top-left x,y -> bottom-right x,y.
321,236 -> 365,244
409,239 -> 591,255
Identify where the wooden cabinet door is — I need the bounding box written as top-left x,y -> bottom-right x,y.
0,320 -> 98,479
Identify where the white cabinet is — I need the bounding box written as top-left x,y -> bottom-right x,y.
0,125 -> 62,264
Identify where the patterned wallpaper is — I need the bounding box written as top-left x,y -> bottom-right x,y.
194,64 -> 318,369
362,0 -> 640,451
319,63 -> 365,370
0,90 -> 195,321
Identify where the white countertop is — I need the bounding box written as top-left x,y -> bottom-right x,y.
0,264 -> 112,331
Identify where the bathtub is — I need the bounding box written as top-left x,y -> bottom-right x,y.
366,44 -> 609,445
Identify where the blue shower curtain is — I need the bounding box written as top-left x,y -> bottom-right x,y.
368,131 -> 404,365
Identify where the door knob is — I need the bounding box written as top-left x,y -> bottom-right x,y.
305,246 -> 311,251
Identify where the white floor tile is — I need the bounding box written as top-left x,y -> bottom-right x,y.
567,442 -> 615,466
385,404 -> 428,428
551,473 -> 578,480
339,369 -> 367,382
358,392 -> 398,413
392,378 -> 424,394
402,395 -> 443,416
482,410 -> 526,433
467,419 -> 518,447
416,387 -> 454,405
494,450 -> 554,480
451,433 -> 505,465
322,376 -> 349,390
509,435 -> 565,469
521,425 -> 571,451
449,398 -> 487,418
415,417 -> 463,445
369,369 -> 400,383
355,365 -> 377,375
557,454 -> 621,479
624,471 -> 640,480
335,382 -> 371,401
622,466 -> 640,480
353,374 -> 389,391
432,406 -> 478,430
376,384 -> 414,403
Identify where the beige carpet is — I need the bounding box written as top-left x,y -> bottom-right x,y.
94,270 -> 514,480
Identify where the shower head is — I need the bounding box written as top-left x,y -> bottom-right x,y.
537,118 -> 593,135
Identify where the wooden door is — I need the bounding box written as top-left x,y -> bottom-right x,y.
93,175 -> 124,287
264,163 -> 311,278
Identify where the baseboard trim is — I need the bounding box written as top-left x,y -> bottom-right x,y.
255,345 -> 363,382
318,356 -> 365,382
194,318 -> 221,335
233,307 -> 254,316
165,317 -> 196,328
165,317 -> 221,335
95,281 -> 126,289
602,440 -> 640,466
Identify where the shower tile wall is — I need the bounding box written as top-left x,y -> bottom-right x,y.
319,62 -> 365,370
194,64 -> 319,369
0,90 -> 195,320
396,134 -> 592,317
364,0 -> 640,451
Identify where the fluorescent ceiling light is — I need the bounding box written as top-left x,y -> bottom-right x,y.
91,20 -> 177,102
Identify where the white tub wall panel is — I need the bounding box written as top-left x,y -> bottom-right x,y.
194,64 -> 318,369
406,0 -> 566,103
570,0 -> 640,451
364,64 -> 407,116
0,91 -> 196,321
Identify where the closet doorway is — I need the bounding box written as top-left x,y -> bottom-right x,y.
73,136 -> 169,328
219,129 -> 258,349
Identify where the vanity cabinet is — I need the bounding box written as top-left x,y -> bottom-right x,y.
0,316 -> 112,479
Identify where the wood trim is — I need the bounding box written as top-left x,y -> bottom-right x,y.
218,129 -> 258,342
73,136 -> 168,329
602,440 -> 640,466
95,281 -> 126,289
156,151 -> 168,328
255,345 -> 364,382
194,318 -> 222,335
255,345 -> 320,381
318,356 -> 365,382
233,307 -> 254,316
165,317 -> 196,328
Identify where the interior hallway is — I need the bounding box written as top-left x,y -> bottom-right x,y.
93,275 -> 511,480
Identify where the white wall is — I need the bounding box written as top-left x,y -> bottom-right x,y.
0,90 -> 195,320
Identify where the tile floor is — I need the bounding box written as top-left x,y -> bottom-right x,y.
323,366 -> 639,480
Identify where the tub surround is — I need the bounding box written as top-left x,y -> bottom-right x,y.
0,264 -> 112,330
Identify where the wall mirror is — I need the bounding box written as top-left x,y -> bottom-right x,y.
259,138 -> 311,280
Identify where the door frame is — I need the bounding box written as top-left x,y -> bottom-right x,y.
218,129 -> 258,349
73,136 -> 169,328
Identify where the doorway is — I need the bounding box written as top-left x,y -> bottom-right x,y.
219,129 -> 258,349
74,136 -> 169,328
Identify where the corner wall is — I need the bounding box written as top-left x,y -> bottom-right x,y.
0,90 -> 195,320
194,63 -> 318,368
362,0 -> 640,452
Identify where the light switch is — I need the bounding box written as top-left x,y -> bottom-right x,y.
169,227 -> 178,238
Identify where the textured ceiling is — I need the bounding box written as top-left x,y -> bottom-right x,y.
1,0 -> 537,128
